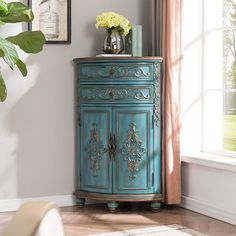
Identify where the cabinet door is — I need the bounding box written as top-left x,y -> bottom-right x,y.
113,107 -> 154,194
80,107 -> 112,193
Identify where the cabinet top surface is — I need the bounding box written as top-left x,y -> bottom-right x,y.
73,56 -> 163,63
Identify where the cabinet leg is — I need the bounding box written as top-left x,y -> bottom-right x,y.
76,198 -> 86,207
107,202 -> 119,212
150,201 -> 161,212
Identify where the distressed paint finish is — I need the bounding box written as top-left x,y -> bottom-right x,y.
74,57 -> 163,209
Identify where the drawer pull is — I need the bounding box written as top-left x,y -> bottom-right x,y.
109,68 -> 115,75
108,90 -> 115,97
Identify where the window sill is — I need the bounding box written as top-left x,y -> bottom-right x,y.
181,153 -> 236,173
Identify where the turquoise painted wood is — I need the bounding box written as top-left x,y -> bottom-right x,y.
80,85 -> 154,104
78,62 -> 153,81
74,57 -> 163,211
80,106 -> 112,193
113,106 -> 154,194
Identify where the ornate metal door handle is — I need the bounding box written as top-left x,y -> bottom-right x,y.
108,133 -> 117,160
108,133 -> 113,160
112,134 -> 117,160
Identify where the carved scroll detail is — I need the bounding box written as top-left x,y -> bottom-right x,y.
154,63 -> 161,126
85,123 -> 107,177
81,65 -> 151,79
82,87 -> 151,101
120,122 -> 146,179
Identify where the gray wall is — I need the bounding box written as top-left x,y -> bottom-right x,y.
0,0 -> 149,199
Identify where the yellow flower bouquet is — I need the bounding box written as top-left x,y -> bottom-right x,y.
95,12 -> 132,36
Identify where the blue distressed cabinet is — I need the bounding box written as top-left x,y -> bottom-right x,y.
73,57 -> 162,212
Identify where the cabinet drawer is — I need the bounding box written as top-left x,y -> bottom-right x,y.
79,63 -> 153,81
80,85 -> 154,103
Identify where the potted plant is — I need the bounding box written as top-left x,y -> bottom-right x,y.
95,12 -> 132,54
0,0 -> 46,102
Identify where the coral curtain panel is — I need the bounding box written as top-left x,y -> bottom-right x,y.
150,0 -> 181,204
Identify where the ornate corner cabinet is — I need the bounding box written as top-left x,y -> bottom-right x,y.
73,57 -> 162,212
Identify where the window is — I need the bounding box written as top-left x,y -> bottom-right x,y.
181,0 -> 236,156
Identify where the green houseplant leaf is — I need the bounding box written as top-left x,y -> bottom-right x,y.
0,0 -> 9,16
0,37 -> 28,76
7,31 -> 46,54
0,72 -> 7,102
0,0 -> 45,102
16,59 -> 27,76
0,2 -> 34,23
0,37 -> 19,69
0,48 -> 4,57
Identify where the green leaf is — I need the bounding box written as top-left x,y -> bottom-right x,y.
0,2 -> 34,23
0,37 -> 18,69
0,48 -> 4,57
0,37 -> 29,77
16,59 -> 27,77
6,31 -> 46,54
0,0 -> 9,16
0,72 -> 7,102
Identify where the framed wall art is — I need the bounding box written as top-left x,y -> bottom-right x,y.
28,0 -> 71,44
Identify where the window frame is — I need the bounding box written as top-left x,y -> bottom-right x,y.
181,0 -> 236,158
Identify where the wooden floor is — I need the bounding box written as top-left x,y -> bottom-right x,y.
0,203 -> 236,236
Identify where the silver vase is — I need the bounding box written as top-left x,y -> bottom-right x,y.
103,29 -> 124,54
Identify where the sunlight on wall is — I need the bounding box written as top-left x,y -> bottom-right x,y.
3,64 -> 40,108
0,13 -> 41,199
0,64 -> 40,199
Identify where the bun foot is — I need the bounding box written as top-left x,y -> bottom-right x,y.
76,198 -> 86,207
150,201 -> 161,212
107,202 -> 119,212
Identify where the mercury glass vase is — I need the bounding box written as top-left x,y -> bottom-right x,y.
103,29 -> 124,54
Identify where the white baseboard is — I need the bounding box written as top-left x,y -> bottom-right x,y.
181,195 -> 236,226
0,195 -> 76,212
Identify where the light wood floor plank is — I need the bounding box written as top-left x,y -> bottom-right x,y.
0,203 -> 236,236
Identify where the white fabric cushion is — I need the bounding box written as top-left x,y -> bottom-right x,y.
34,209 -> 64,236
